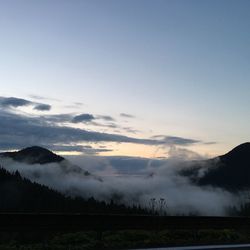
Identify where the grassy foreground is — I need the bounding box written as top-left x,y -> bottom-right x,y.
0,229 -> 250,250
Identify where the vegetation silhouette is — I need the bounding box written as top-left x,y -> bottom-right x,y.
0,166 -> 147,214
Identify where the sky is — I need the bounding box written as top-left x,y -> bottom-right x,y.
0,0 -> 250,158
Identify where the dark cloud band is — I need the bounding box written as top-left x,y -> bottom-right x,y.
0,96 -> 51,112
120,113 -> 135,118
72,113 -> 95,123
0,110 -> 199,153
33,104 -> 51,111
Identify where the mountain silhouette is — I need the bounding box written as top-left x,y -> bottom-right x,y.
185,143 -> 250,191
0,146 -> 102,182
220,142 -> 250,163
0,146 -> 64,164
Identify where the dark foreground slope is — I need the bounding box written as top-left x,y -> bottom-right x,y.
0,146 -> 134,213
0,166 -> 145,214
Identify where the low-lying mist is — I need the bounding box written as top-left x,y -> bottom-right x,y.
0,148 -> 240,216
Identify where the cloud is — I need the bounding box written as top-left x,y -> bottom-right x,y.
120,113 -> 135,118
152,135 -> 200,146
0,97 -> 31,107
74,102 -> 85,106
43,114 -> 73,123
33,104 -> 51,111
44,113 -> 136,138
161,136 -> 200,146
0,110 -> 200,153
45,114 -> 116,125
29,94 -> 60,102
72,113 -> 95,123
72,114 -> 115,123
123,127 -> 139,134
64,102 -> 86,109
29,95 -> 47,100
0,96 -> 202,153
44,113 -> 133,134
203,141 -> 217,145
97,115 -> 115,121
90,121 -> 119,129
0,96 -> 51,112
48,144 -> 113,155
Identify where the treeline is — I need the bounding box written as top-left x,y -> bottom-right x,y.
235,200 -> 250,217
0,167 -> 147,214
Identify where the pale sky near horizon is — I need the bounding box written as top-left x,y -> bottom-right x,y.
0,0 -> 250,158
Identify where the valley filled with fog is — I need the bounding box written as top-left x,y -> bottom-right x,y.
0,146 -> 243,216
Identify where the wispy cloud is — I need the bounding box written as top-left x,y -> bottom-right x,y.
161,136 -> 200,146
29,94 -> 60,102
48,144 -> 113,154
97,115 -> 115,121
152,135 -> 200,145
120,113 -> 135,119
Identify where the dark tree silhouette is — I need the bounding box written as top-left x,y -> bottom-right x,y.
0,166 -> 148,214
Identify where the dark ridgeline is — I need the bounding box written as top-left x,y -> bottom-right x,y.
0,146 -> 64,164
0,145 -> 94,177
181,142 -> 250,191
198,143 -> 250,190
